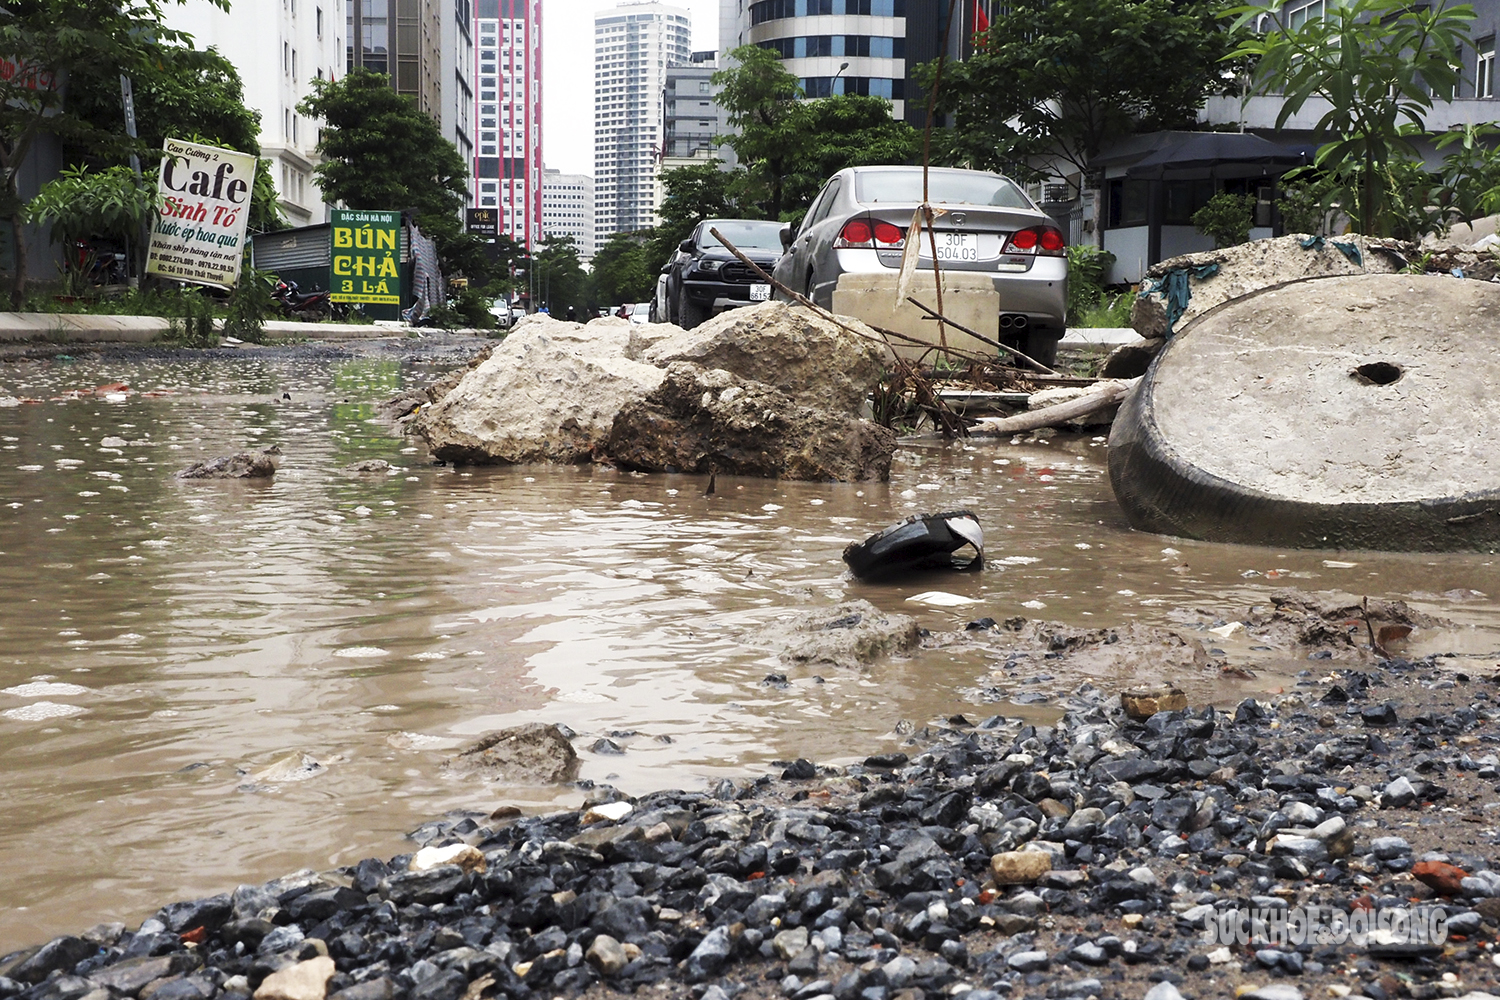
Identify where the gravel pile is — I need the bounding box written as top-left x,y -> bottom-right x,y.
4,641 -> 1500,1000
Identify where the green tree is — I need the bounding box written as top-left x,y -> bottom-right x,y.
23,164 -> 156,290
923,0 -> 1236,187
69,46 -> 285,234
714,45 -> 920,220
646,161 -> 740,275
591,231 -> 654,306
1227,0 -> 1475,235
299,69 -> 488,282
530,235 -> 588,316
0,0 -> 214,305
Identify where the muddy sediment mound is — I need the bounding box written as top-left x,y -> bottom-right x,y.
758,599 -> 923,669
1247,589 -> 1450,652
607,363 -> 896,482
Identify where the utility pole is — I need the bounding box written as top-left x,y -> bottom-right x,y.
120,75 -> 146,286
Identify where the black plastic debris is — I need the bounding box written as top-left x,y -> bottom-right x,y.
842,510 -> 984,581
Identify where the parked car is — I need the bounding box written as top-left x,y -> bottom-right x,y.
772,165 -> 1069,366
665,219 -> 784,329
649,271 -> 670,324
628,302 -> 652,325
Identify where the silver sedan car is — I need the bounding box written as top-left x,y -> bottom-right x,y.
773,165 -> 1069,366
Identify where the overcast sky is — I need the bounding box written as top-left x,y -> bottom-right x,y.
541,0 -> 721,177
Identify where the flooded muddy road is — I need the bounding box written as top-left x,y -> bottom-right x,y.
1,339 -> 1497,952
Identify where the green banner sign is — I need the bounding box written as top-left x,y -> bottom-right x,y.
330,209 -> 401,304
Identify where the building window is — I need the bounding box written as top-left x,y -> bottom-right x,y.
1479,40 -> 1496,98
316,6 -> 323,36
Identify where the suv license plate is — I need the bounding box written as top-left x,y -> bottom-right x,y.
750,283 -> 771,301
921,232 -> 981,262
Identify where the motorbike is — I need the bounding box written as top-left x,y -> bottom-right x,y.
269,278 -> 333,320
69,239 -> 128,288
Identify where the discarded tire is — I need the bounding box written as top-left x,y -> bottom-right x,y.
1108,273 -> 1500,551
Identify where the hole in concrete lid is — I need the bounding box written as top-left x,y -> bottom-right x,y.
1352,362 -> 1403,386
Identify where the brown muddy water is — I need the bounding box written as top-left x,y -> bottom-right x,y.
1,344 -> 1497,952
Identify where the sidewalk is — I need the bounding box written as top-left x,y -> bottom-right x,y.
0,313 -> 486,344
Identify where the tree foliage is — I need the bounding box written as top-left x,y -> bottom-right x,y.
299,69 -> 488,281
591,231 -> 654,307
529,235 -> 589,316
23,163 -> 156,290
0,0 -> 218,304
923,0 -> 1236,186
713,45 -> 920,221
646,162 -> 740,276
1228,0 -> 1475,235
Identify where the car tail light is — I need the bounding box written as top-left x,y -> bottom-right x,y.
1004,225 -> 1067,256
835,218 -> 874,248
872,221 -> 905,247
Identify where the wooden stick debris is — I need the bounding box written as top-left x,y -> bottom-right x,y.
969,378 -> 1140,436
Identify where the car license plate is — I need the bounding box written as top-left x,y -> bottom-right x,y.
921,232 -> 981,262
750,283 -> 771,301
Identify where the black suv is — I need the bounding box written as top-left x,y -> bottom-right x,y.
666,219 -> 786,329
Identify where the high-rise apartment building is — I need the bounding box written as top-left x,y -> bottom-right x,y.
162,0 -> 346,226
663,54 -> 726,162
721,0 -> 959,127
594,3 -> 693,240
348,0 -> 443,118
542,169 -> 596,261
474,0 -> 542,248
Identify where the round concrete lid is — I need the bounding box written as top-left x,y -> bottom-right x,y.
1148,273 -> 1500,506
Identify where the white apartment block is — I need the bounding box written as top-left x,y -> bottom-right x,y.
474,0 -> 542,248
162,0 -> 347,226
594,2 -> 693,240
542,168 -> 596,261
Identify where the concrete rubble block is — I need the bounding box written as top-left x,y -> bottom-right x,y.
409,844 -> 486,875
606,362 -> 896,482
643,300 -> 887,416
252,957 -> 336,1000
414,318 -> 667,465
440,722 -> 579,784
989,850 -> 1053,885
1120,683 -> 1188,720
1131,234 -> 1408,338
828,271 -> 1003,364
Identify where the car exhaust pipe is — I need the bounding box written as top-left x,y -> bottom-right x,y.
998,314 -> 1029,331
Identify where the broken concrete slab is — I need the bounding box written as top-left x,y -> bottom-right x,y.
413,318 -> 666,465
1110,272 -> 1500,550
643,301 -> 886,416
1130,234 -> 1407,338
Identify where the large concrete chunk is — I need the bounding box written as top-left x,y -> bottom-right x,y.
414,317 -> 666,464
1109,272 -> 1500,550
606,362 -> 896,482
1131,234 -> 1406,338
643,301 -> 886,416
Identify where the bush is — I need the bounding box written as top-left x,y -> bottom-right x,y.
1277,178 -> 1333,236
161,287 -> 219,347
222,266 -> 275,342
1191,192 -> 1256,248
1065,245 -> 1117,326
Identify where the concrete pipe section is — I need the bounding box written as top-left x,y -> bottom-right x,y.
1108,272 -> 1500,551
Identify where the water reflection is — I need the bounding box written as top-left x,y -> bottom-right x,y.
0,352 -> 1496,951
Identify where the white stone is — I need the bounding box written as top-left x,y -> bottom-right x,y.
252,957 -> 335,1000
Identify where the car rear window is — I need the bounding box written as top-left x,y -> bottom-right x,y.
702,221 -> 785,251
855,171 -> 1032,209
